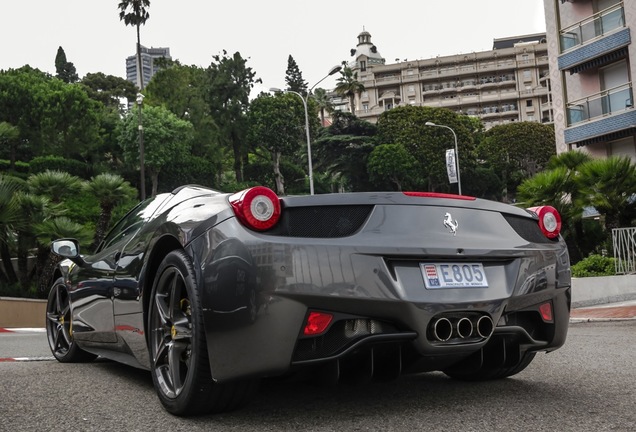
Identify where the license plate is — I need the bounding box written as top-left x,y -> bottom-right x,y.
420,263 -> 489,289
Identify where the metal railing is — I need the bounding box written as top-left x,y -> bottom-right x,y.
566,83 -> 633,125
613,227 -> 636,274
560,3 -> 625,52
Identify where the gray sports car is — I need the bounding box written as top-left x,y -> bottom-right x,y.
46,185 -> 571,416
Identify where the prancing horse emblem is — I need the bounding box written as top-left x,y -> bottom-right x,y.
443,212 -> 458,236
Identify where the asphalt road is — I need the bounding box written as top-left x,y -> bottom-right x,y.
1,321 -> 635,431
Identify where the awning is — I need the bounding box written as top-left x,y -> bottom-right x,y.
569,47 -> 628,74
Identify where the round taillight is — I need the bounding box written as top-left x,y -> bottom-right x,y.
229,186 -> 281,231
528,206 -> 562,239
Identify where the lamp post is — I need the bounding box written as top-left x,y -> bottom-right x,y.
269,65 -> 342,195
136,92 -> 146,200
425,121 -> 462,195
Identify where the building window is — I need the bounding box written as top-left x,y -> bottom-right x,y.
523,70 -> 532,82
360,61 -> 367,72
362,104 -> 369,112
526,100 -> 533,107
408,85 -> 415,93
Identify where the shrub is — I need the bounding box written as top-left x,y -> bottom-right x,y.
571,254 -> 615,277
30,156 -> 91,179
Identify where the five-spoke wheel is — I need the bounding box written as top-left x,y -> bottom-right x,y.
45,277 -> 96,363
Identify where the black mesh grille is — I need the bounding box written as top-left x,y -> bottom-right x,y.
293,319 -> 399,362
504,214 -> 558,244
267,205 -> 373,238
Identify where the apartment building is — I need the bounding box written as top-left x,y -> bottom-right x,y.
339,30 -> 553,129
125,45 -> 171,89
544,0 -> 636,158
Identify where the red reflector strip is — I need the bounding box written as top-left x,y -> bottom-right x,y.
539,302 -> 553,322
303,312 -> 334,336
403,191 -> 476,201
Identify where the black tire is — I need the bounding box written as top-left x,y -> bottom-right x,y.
444,351 -> 536,381
148,250 -> 257,416
45,277 -> 97,363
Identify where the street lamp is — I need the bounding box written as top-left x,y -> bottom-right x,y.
136,92 -> 146,200
269,65 -> 342,195
425,121 -> 462,195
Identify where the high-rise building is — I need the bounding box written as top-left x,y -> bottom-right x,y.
543,0 -> 635,158
338,30 -> 553,129
126,45 -> 171,89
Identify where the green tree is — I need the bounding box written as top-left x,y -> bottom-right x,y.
247,93 -> 312,195
81,72 -> 137,111
334,64 -> 365,116
313,111 -> 377,192
478,122 -> 556,202
285,55 -> 307,95
312,88 -> 333,127
144,61 -> 221,165
54,46 -> 79,83
0,121 -> 20,170
118,0 -> 151,89
204,50 -> 261,183
577,156 -> 636,232
0,67 -> 102,163
517,151 -> 603,263
85,173 -> 137,249
376,106 -> 478,193
118,105 -> 193,197
367,143 -> 417,191
27,170 -> 85,204
0,175 -> 23,285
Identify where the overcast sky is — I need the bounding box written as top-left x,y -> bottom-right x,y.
0,0 -> 547,93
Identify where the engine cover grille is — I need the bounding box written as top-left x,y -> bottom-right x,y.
267,205 -> 373,238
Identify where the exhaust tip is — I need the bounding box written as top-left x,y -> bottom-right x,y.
456,317 -> 473,339
432,317 -> 453,341
476,315 -> 494,339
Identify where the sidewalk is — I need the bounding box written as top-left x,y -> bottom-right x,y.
570,300 -> 636,322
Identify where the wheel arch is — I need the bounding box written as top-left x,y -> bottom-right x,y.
142,234 -> 184,341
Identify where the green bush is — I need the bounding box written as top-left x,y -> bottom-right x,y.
30,156 -> 91,179
571,254 -> 615,277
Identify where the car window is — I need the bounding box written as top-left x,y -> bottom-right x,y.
98,193 -> 171,252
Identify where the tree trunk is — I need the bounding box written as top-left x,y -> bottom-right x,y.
0,241 -> 17,285
136,26 -> 144,90
91,206 -> 114,250
151,171 -> 159,198
272,151 -> 285,196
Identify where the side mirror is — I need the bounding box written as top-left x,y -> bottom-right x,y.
51,239 -> 80,259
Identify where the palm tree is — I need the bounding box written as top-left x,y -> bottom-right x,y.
85,173 -> 137,249
118,0 -> 151,90
517,152 -> 591,262
27,170 -> 84,204
334,64 -> 365,116
0,175 -> 23,285
312,88 -> 333,126
577,156 -> 636,232
14,193 -> 55,291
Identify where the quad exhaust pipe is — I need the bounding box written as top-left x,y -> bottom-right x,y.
430,314 -> 494,342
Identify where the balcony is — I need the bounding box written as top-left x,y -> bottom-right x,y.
560,4 -> 625,52
558,6 -> 630,74
566,83 -> 633,125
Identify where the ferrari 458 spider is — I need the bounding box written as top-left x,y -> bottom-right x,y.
46,185 -> 571,416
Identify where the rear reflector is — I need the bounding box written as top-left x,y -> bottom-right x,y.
539,302 -> 553,323
229,186 -> 281,231
403,191 -> 476,201
303,312 -> 334,336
